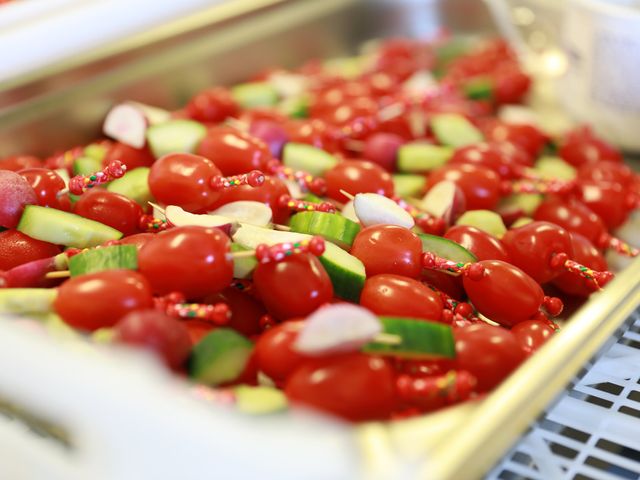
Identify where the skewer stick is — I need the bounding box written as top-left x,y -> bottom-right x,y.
273,224 -> 291,231
339,189 -> 355,201
45,271 -> 71,279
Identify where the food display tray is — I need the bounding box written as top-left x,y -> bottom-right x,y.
0,1 -> 639,478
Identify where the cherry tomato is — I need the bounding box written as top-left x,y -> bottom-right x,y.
0,170 -> 37,229
325,160 -> 394,203
445,225 -> 510,262
427,164 -> 501,211
54,269 -> 153,331
0,155 -> 43,171
351,225 -> 423,278
360,274 -> 443,321
254,320 -> 307,382
208,175 -> 290,224
577,180 -> 630,230
148,153 -> 222,212
18,168 -> 70,210
552,233 -> 607,297
204,287 -> 266,337
559,127 -> 622,167
577,161 -> 634,188
511,319 -> 557,354
421,270 -> 465,300
185,87 -> 239,123
493,64 -> 531,104
0,230 -> 61,271
138,226 -> 233,299
114,309 -> 191,371
285,353 -> 396,421
482,121 -> 546,157
104,142 -> 155,170
182,320 -> 215,345
533,197 -> 605,246
196,126 -> 273,176
455,323 -> 526,391
283,119 -> 343,154
253,253 -> 333,320
462,259 -> 543,326
501,221 -> 574,284
73,190 -> 142,236
117,232 -> 155,252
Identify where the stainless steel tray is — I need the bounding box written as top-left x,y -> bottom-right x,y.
1,1 -> 639,478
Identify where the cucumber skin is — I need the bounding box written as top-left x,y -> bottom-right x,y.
288,211 -> 361,249
68,245 -> 138,276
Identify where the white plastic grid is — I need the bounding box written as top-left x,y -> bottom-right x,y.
487,311 -> 640,480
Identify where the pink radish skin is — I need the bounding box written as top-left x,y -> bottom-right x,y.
0,171 -> 38,229
249,120 -> 289,159
362,133 -> 405,172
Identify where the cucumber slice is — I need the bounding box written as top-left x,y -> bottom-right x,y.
72,156 -> 102,176
146,119 -> 207,158
234,386 -> 287,415
232,224 -> 365,302
302,192 -> 324,204
289,211 -> 361,249
189,329 -> 253,386
279,95 -> 309,119
68,245 -> 138,276
397,143 -> 453,173
363,317 -> 455,359
456,209 -> 507,239
392,174 -> 427,197
512,217 -> 533,228
107,167 -> 153,207
232,82 -> 279,109
283,143 -> 338,177
17,205 -> 122,248
84,143 -> 108,162
231,243 -> 257,279
499,193 -> 543,217
430,113 -> 483,148
534,156 -> 577,181
0,288 -> 57,314
463,77 -> 494,100
418,233 -> 477,263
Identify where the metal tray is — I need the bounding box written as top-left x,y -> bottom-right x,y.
1,1 -> 639,478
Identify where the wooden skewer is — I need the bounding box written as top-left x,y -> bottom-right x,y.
273,224 -> 291,231
148,202 -> 165,214
57,188 -> 70,197
45,271 -> 71,279
339,189 -> 355,201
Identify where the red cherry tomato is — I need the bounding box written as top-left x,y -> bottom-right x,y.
0,155 -> 43,171
253,253 -> 333,320
0,170 -> 37,229
501,221 -> 574,284
54,270 -> 154,331
0,230 -> 61,271
428,164 -> 501,211
455,323 -> 526,392
185,87 -> 239,123
283,119 -> 343,154
196,126 -> 273,176
148,153 -> 222,212
577,180 -> 630,230
117,232 -> 155,252
533,197 -> 605,246
204,287 -> 266,337
493,65 -> 531,104
421,270 -> 465,300
285,353 -> 396,421
444,225 -> 510,262
511,319 -> 557,355
482,121 -> 546,157
462,259 -> 543,327
114,309 -> 192,370
104,142 -> 155,170
577,161 -> 634,188
73,190 -> 142,236
138,226 -> 233,299
254,320 -> 307,383
18,168 -> 69,210
559,127 -> 622,167
552,233 -> 607,297
182,320 -> 215,345
325,160 -> 394,203
360,274 -> 443,321
350,225 -> 423,278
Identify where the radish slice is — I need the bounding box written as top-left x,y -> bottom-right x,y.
420,180 -> 466,225
210,201 -> 272,227
283,179 -> 304,199
165,205 -> 236,229
128,101 -> 171,125
353,193 -> 414,229
294,304 -> 382,355
103,103 -> 148,149
341,200 -> 359,223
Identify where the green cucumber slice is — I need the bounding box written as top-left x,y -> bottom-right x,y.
435,38 -> 472,68
363,317 -> 455,359
534,156 -> 577,181
107,167 -> 153,207
72,156 -> 102,176
68,245 -> 138,276
392,174 -> 427,197
418,233 -> 477,263
302,192 -> 324,204
289,211 -> 361,249
232,224 -> 365,302
232,82 -> 279,109
463,77 -> 494,100
146,119 -> 207,158
430,113 -> 483,148
189,328 -> 253,386
279,95 -> 309,118
17,205 -> 122,248
456,210 -> 507,239
234,386 -> 287,414
230,243 -> 257,279
0,288 -> 57,314
283,143 -> 338,177
83,143 -> 109,162
397,143 -> 453,173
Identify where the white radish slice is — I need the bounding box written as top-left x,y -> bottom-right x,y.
165,205 -> 236,229
294,304 -> 382,355
341,200 -> 359,223
283,179 -> 304,199
210,201 -> 272,227
268,72 -> 307,98
403,70 -> 439,97
420,180 -> 466,225
103,103 -> 148,148
353,193 -> 414,229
